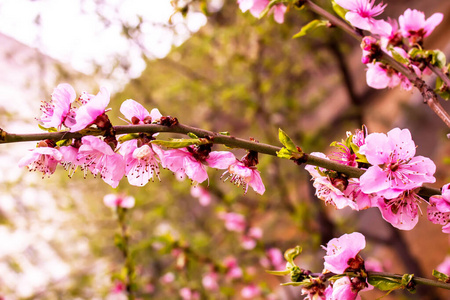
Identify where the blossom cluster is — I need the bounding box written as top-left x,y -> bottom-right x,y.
334,0 -> 443,90
19,84 -> 265,194
306,126 -> 437,230
272,232 -> 372,300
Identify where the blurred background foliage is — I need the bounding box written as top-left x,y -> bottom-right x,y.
1,0 -> 450,299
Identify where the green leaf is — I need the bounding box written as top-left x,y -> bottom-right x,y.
118,133 -> 140,143
432,269 -> 450,282
284,246 -> 302,266
281,281 -> 307,287
331,0 -> 347,20
293,20 -> 328,39
368,275 -> 403,291
277,147 -> 293,159
219,131 -> 230,136
389,47 -> 409,65
278,128 -> 297,151
56,139 -> 71,147
408,48 -> 423,59
435,77 -> 450,100
187,132 -> 199,139
431,50 -> 447,69
38,124 -> 58,132
402,274 -> 416,293
151,138 -> 209,149
266,269 -> 291,276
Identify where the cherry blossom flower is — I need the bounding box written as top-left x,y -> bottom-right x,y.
40,83 -> 76,129
159,146 -> 235,184
70,87 -> 110,132
241,226 -> 263,250
359,128 -> 436,199
365,62 -> 401,89
427,183 -> 450,233
238,0 -> 287,24
103,194 -> 135,209
179,288 -> 200,300
241,284 -> 261,298
375,190 -> 422,230
219,212 -> 246,232
334,0 -> 391,35
329,277 -> 361,300
222,159 -> 265,195
223,257 -> 243,280
120,99 -> 162,124
399,9 -> 443,43
59,145 -> 81,177
18,144 -> 63,176
76,136 -> 125,188
323,232 -> 366,274
436,255 -> 450,275
120,140 -> 161,186
190,186 -> 211,206
202,271 -> 219,291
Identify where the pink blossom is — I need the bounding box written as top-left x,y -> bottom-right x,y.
103,194 -> 135,209
223,257 -> 243,280
260,248 -> 285,270
160,272 -> 175,284
238,0 -> 287,24
120,140 -> 160,186
427,184 -> 450,233
190,186 -> 211,206
241,284 -> 261,298
375,191 -> 421,230
18,146 -> 63,176
334,0 -> 391,35
329,277 -> 360,300
399,9 -> 443,42
76,136 -> 125,188
365,62 -> 401,89
359,128 -> 436,199
219,212 -> 246,232
241,227 -> 263,250
222,160 -> 265,194
40,83 -> 76,129
179,288 -> 200,300
59,145 -> 81,177
202,272 -> 219,291
159,147 -> 235,184
120,99 -> 162,124
70,87 -> 110,132
323,232 -> 366,274
436,256 -> 450,275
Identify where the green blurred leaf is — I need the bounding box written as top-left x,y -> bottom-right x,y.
293,20 -> 328,39
368,275 -> 403,291
277,147 -> 293,159
118,133 -> 140,143
432,269 -> 450,282
151,138 -> 209,148
331,0 -> 347,20
38,124 -> 58,132
389,47 -> 409,65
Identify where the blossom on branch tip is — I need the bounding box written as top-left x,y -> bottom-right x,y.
399,9 -> 443,44
334,0 -> 391,35
103,194 -> 135,209
19,144 -> 62,176
222,151 -> 265,194
323,232 -> 366,274
70,87 -> 110,132
359,128 -> 436,199
120,99 -> 162,124
39,83 -> 76,129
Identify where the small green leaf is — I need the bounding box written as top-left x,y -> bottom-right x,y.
118,133 -> 140,143
435,77 -> 450,100
38,124 -> 58,132
331,0 -> 347,20
281,281 -> 306,286
432,269 -> 450,282
284,246 -> 302,266
56,139 -> 71,147
219,131 -> 230,136
187,132 -> 199,139
278,128 -> 297,151
277,147 -> 293,159
389,47 -> 409,65
293,20 -> 328,39
266,269 -> 291,276
408,48 -> 423,59
151,138 -> 209,149
368,275 -> 403,291
431,50 -> 447,69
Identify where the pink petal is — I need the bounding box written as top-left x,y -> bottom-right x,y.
423,13 -> 443,37
206,151 -> 236,169
184,156 -> 208,183
120,99 -> 150,122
